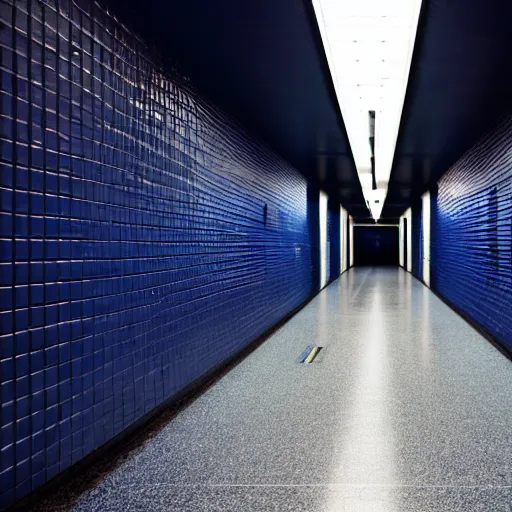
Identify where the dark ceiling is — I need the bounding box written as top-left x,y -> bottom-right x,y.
105,0 -> 512,222
383,0 -> 512,218
105,0 -> 371,218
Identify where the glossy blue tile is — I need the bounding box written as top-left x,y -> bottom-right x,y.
430,116 -> 512,351
0,0 -> 321,506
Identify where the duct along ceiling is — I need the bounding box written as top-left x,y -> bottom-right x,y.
104,0 -> 371,218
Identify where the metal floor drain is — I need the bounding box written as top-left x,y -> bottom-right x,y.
297,344 -> 323,364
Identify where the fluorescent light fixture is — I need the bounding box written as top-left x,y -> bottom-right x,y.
319,190 -> 329,288
312,0 -> 422,220
400,207 -> 412,271
421,190 -> 431,286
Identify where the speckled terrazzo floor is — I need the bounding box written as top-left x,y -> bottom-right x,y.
26,268 -> 512,511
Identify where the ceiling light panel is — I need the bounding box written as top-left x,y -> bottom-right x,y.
313,0 -> 422,220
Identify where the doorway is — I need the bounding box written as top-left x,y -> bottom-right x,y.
403,218 -> 408,270
353,226 -> 399,266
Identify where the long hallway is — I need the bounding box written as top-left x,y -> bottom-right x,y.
28,268 -> 512,511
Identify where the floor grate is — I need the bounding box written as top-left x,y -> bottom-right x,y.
297,344 -> 323,363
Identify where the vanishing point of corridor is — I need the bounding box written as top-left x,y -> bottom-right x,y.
28,269 -> 512,512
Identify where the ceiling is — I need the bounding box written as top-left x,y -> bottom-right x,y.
312,0 -> 422,221
382,0 -> 512,219
104,0 -> 371,218
105,0 -> 512,222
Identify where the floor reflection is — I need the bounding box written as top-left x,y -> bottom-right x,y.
325,276 -> 398,512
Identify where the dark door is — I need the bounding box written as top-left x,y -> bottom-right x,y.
353,226 -> 399,266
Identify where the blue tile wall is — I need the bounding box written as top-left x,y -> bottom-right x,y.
0,0 -> 317,506
431,116 -> 512,352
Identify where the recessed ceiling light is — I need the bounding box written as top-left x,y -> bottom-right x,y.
312,0 -> 422,221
